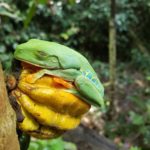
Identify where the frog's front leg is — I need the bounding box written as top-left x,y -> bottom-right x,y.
75,75 -> 105,109
25,69 -> 80,84
24,69 -> 48,83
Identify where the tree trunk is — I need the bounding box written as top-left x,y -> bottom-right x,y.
108,0 -> 117,117
0,62 -> 20,150
109,0 -> 116,99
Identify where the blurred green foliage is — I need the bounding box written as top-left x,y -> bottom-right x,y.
0,0 -> 150,150
1,0 -> 150,67
105,98 -> 150,146
131,49 -> 150,73
28,137 -> 77,150
130,146 -> 142,150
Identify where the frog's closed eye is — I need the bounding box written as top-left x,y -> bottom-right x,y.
35,50 -> 49,59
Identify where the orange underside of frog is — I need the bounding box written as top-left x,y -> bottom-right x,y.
11,62 -> 90,139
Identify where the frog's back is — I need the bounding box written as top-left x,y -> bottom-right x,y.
27,39 -> 89,69
22,39 -> 97,76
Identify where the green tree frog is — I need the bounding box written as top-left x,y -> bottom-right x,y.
14,39 -> 105,108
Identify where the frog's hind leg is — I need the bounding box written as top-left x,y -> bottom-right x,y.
74,75 -> 105,109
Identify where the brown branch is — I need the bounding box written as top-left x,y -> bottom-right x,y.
129,29 -> 149,56
63,124 -> 118,150
0,62 -> 20,150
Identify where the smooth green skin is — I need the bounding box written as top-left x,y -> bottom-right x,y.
14,39 -> 105,108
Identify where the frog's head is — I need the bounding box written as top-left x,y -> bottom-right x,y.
14,39 -> 60,69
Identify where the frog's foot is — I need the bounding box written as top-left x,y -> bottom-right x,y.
24,69 -> 48,83
74,75 -> 105,109
53,77 -> 73,89
6,75 -> 17,91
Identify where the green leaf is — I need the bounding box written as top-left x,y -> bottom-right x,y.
0,45 -> 6,53
24,0 -> 37,28
129,111 -> 144,125
38,0 -> 48,4
28,142 -> 39,150
49,138 -> 64,150
146,76 -> 150,81
60,33 -> 69,40
68,0 -> 76,5
129,146 -> 142,150
0,7 -> 20,20
64,141 -> 77,150
29,138 -> 65,150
